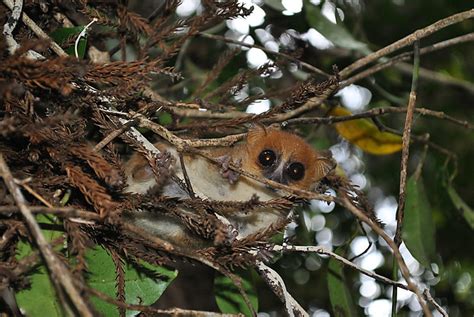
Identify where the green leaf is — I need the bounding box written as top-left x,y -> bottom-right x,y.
159,112 -> 173,125
328,249 -> 357,317
403,176 -> 436,268
446,182 -> 474,230
50,26 -> 87,59
50,26 -> 84,44
16,214 -> 64,259
215,270 -> 258,317
86,247 -> 177,317
65,40 -> 87,60
304,1 -> 370,53
16,215 -> 65,317
16,266 -> 63,317
264,0 -> 285,11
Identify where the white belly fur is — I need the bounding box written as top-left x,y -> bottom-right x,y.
125,150 -> 287,243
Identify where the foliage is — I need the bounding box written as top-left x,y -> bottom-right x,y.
0,0 -> 473,316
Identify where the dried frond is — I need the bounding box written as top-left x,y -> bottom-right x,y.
120,240 -> 175,267
69,144 -> 124,188
65,165 -> 120,218
90,108 -> 121,134
64,220 -> 90,273
202,0 -> 254,19
236,85 -> 296,108
0,220 -> 24,262
239,215 -> 291,247
296,74 -> 340,102
116,5 -> 153,36
81,6 -> 115,26
110,250 -> 126,317
162,0 -> 182,14
0,55 -> 85,95
90,224 -> 175,266
147,1 -> 252,61
24,116 -> 86,145
194,195 -> 295,217
325,173 -> 384,227
84,60 -> 159,89
192,48 -> 240,98
145,19 -> 187,54
159,16 -> 210,60
102,144 -> 127,191
0,117 -> 18,137
203,66 -> 258,102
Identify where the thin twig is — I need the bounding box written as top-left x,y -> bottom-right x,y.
285,106 -> 472,129
341,32 -> 474,91
339,197 -> 431,317
2,0 -> 43,59
2,0 -> 22,54
179,153 -> 196,199
2,0 -> 68,57
370,119 -> 456,159
121,221 -> 176,252
93,119 -> 137,152
392,41 -> 421,316
413,134 -> 430,182
85,285 -> 242,316
199,32 -> 329,78
255,261 -> 305,317
130,110 -> 246,148
0,205 -> 176,252
270,82 -> 339,122
397,63 -> 474,95
194,148 -> 333,201
394,40 -> 420,247
18,182 -> 54,208
0,205 -> 100,220
423,289 -> 448,317
150,94 -> 472,133
0,154 -> 93,317
413,32 -> 474,54
340,8 -> 474,78
141,74 -> 339,124
274,245 -> 409,290
171,107 -> 247,119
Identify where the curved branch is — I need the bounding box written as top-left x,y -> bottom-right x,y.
340,9 -> 474,78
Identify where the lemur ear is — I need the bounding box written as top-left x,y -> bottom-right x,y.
246,124 -> 267,144
314,150 -> 337,180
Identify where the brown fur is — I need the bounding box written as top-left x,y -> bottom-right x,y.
125,126 -> 336,194
241,126 -> 335,190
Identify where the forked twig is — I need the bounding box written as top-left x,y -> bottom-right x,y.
340,9 -> 474,78
394,40 -> 420,247
0,154 -> 93,317
2,0 -> 67,57
340,197 -> 431,316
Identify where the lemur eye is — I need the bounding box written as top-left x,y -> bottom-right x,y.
258,149 -> 276,167
287,162 -> 305,181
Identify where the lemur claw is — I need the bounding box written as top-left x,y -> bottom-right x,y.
216,155 -> 241,184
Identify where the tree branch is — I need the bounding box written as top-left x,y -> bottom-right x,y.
0,154 -> 93,316
340,9 -> 474,78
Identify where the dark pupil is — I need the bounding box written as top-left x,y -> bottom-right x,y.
259,150 -> 276,167
287,162 -> 305,181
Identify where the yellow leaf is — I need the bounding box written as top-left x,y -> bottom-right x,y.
329,106 -> 402,155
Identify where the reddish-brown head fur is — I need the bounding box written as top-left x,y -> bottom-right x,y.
242,126 -> 335,190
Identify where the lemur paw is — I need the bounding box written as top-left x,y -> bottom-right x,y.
216,155 -> 241,184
